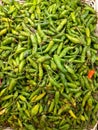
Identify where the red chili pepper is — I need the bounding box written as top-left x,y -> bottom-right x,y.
88,70 -> 95,79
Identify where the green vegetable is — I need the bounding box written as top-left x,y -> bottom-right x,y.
0,0 -> 98,130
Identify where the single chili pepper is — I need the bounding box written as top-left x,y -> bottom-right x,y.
65,74 -> 73,83
53,54 -> 66,73
71,12 -> 76,23
27,57 -> 37,69
80,115 -> 86,121
88,70 -> 95,79
50,60 -> 57,71
8,78 -> 17,91
54,29 -> 65,38
0,28 -> 7,36
38,63 -> 43,81
20,31 -> 29,37
37,55 -> 50,63
85,27 -> 90,37
15,47 -> 26,55
59,46 -> 74,58
0,108 -> 6,115
19,95 -> 27,102
53,105 -> 58,115
36,32 -> 42,45
49,75 -> 60,88
22,22 -> 31,33
13,91 -> 18,99
69,110 -> 77,119
59,73 -> 69,93
67,82 -> 77,88
47,116 -> 61,121
54,91 -> 59,105
39,104 -> 43,114
56,19 -> 67,32
66,34 -> 80,44
60,10 -> 68,18
0,88 -> 6,97
48,99 -> 55,113
1,95 -> 13,101
69,87 -> 81,93
82,91 -> 91,107
27,17 -> 34,26
30,34 -> 38,54
53,38 -> 63,42
81,10 -> 89,19
81,46 -> 88,62
75,91 -> 82,98
83,76 -> 90,89
15,57 -> 20,66
34,92 -> 46,102
70,29 -> 79,35
57,42 -> 63,55
37,24 -> 46,38
19,50 -> 31,61
87,97 -> 93,109
20,91 -> 30,97
19,60 -> 26,73
49,44 -> 58,55
43,40 -> 54,53
43,29 -> 55,36
31,103 -> 40,116
18,119 -> 23,128
1,37 -> 15,46
28,80 -> 37,87
64,64 -> 75,74
58,104 -> 70,115
86,37 -> 91,46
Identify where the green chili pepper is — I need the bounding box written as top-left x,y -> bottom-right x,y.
82,91 -> 91,107
57,42 -> 63,55
8,78 -> 17,91
49,75 -> 60,88
1,37 -> 15,46
56,19 -> 67,32
43,40 -> 54,53
31,103 -> 40,116
85,27 -> 90,37
27,57 -> 37,69
0,28 -> 7,36
59,46 -> 74,58
1,95 -> 13,101
37,55 -> 50,63
49,44 -> 58,55
53,54 -> 66,73
38,63 -> 43,81
18,60 -> 26,73
48,99 -> 55,113
66,34 -> 80,44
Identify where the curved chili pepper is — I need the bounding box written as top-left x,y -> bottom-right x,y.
88,70 -> 95,79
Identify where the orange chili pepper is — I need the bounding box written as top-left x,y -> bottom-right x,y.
88,70 -> 95,79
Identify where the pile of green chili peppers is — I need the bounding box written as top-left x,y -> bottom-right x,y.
0,0 -> 98,129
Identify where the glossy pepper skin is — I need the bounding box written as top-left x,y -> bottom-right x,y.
88,70 -> 95,79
